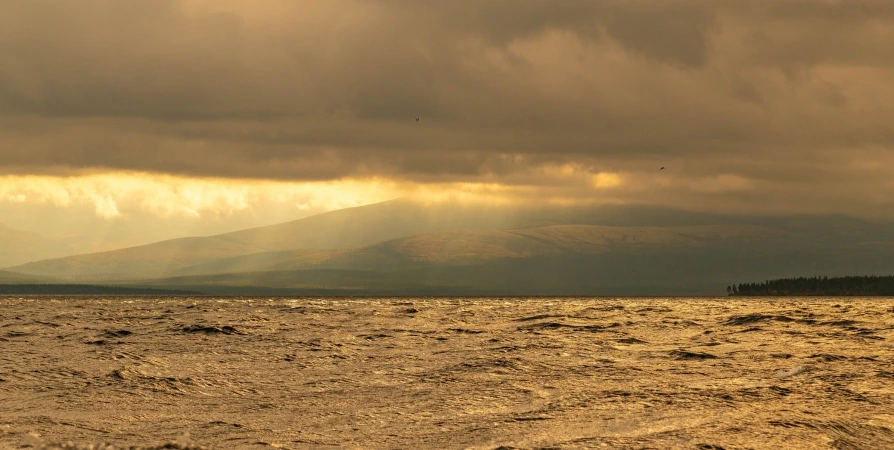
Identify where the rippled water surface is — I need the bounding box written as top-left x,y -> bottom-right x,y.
1,296 -> 893,449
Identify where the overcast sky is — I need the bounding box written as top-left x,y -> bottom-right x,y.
2,0 -> 894,244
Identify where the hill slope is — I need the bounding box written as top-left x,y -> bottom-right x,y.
0,270 -> 59,284
110,222 -> 888,295
166,223 -> 807,276
0,223 -> 74,268
8,199 -> 894,287
6,199 -> 542,279
4,200 -> 725,280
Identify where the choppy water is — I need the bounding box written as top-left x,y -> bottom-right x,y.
1,296 -> 892,450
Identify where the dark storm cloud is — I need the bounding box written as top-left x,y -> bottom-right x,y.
399,1 -> 717,66
1,0 -> 894,214
0,1 -> 716,118
735,2 -> 894,69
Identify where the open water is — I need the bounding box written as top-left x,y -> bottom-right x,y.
1,296 -> 892,449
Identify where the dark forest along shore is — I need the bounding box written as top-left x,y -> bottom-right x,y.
729,275 -> 894,296
1,297 -> 892,449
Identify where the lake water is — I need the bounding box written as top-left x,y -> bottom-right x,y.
1,296 -> 892,449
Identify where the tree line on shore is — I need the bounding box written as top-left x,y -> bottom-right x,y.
0,284 -> 199,295
728,275 -> 894,296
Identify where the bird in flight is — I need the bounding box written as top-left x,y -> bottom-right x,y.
660,167 -> 665,170
415,117 -> 420,122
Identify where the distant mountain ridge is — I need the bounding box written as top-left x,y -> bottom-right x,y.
5,200 -> 711,280
4,200 -> 806,280
6,199 -> 533,279
0,223 -> 74,268
167,223 -> 807,276
5,199 -> 894,295
119,224 -> 894,295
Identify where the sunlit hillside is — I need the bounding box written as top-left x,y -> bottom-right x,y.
6,200 -> 894,295
0,223 -> 74,268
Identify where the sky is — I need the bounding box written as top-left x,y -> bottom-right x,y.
2,0 -> 894,248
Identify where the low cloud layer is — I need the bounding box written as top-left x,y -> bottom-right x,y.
2,0 -> 894,218
0,173 -> 402,219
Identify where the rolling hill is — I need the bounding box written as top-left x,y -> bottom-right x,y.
164,223 -> 810,276
107,222 -> 894,295
4,199 -> 536,280
0,270 -> 59,284
122,247 -> 894,297
6,199 -> 894,294
0,223 -> 74,268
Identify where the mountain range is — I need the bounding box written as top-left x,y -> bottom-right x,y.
4,199 -> 894,295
